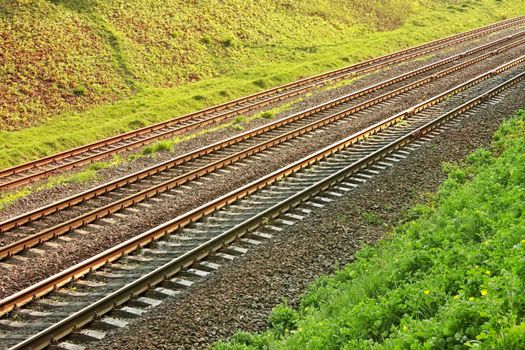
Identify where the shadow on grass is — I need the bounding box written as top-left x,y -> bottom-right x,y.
48,0 -> 96,13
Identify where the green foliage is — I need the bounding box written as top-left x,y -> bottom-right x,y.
269,303 -> 299,338
233,116 -> 246,125
72,85 -> 86,97
253,79 -> 267,89
214,110 -> 525,349
142,140 -> 172,155
193,95 -> 206,101
214,332 -> 271,350
231,116 -> 246,130
1,0 -> 524,169
133,100 -> 299,159
363,210 -> 382,225
0,154 -> 122,209
152,140 -> 172,152
261,112 -> 274,119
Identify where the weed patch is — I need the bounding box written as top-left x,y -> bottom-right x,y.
363,210 -> 382,225
0,155 -> 123,210
133,98 -> 304,157
214,110 -> 525,349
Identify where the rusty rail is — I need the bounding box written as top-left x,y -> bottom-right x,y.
1,34 -> 523,260
1,30 -> 523,237
1,15 -> 524,190
1,55 -> 523,325
4,62 -> 524,350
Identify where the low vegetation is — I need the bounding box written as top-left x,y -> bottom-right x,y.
1,0 -> 524,168
140,97 -> 301,155
214,110 -> 525,349
0,155 -> 122,210
0,98 -> 300,209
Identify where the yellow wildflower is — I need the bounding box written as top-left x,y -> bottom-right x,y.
453,295 -> 460,300
481,290 -> 488,296
469,297 -> 475,301
485,270 -> 491,275
521,239 -> 525,244
423,290 -> 430,295
403,325 -> 408,331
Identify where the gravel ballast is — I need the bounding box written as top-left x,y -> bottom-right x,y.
0,45 -> 523,298
93,87 -> 525,349
1,33 -> 524,301
1,24 -> 523,222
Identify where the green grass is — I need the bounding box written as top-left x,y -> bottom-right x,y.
140,98 -> 303,156
1,0 -> 524,169
213,109 -> 525,349
0,94 -> 306,210
319,76 -> 362,93
363,210 -> 383,226
0,155 -> 123,210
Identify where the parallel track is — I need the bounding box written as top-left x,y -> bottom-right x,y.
1,16 -> 524,190
1,32 -> 523,260
1,55 -> 523,350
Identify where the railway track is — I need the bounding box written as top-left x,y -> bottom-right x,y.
1,15 -> 524,190
1,32 -> 523,261
1,54 -> 523,350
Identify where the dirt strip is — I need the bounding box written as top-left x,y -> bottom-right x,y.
93,89 -> 525,349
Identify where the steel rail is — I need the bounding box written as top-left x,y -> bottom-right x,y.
1,35 -> 523,260
1,16 -> 524,190
1,56 -> 523,326
5,65 -> 524,350
1,30 -> 523,237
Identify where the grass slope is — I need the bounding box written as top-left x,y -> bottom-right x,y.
1,0 -> 524,169
0,0 -> 424,130
214,110 -> 525,349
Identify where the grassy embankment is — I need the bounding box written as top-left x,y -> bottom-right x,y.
214,110 -> 525,349
1,0 -> 524,169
